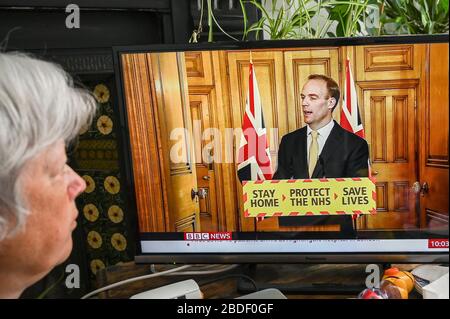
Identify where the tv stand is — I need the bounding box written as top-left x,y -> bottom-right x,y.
236,264 -> 370,296
94,262 -> 422,298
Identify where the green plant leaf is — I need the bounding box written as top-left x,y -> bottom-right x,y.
207,0 -> 213,42
381,0 -> 449,34
210,9 -> 239,41
239,0 -> 249,40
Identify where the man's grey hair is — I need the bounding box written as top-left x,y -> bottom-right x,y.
0,52 -> 97,240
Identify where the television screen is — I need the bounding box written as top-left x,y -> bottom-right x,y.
113,35 -> 449,264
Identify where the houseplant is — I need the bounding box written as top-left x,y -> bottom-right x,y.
379,0 -> 449,34
192,0 -> 448,42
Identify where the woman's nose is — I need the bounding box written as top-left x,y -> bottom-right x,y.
67,166 -> 86,200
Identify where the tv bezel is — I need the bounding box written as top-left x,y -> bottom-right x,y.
112,34 -> 449,264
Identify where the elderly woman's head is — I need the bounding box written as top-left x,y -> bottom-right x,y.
0,52 -> 96,298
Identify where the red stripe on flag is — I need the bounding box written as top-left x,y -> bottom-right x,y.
287,179 -> 297,183
320,211 -> 330,215
243,193 -> 248,203
319,178 -> 329,182
335,178 -> 346,182
351,178 -> 362,181
303,179 -> 313,182
355,130 -> 365,138
244,210 -> 249,217
289,212 -> 299,216
270,180 -> 280,183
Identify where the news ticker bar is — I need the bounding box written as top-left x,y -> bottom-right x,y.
140,238 -> 449,253
140,231 -> 447,241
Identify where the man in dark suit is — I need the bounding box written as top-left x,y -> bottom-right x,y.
273,74 -> 369,233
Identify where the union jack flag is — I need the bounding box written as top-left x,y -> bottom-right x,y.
340,58 -> 373,186
237,62 -> 272,182
340,58 -> 365,139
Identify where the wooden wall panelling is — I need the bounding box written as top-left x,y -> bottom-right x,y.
284,48 -> 340,131
120,53 -> 168,232
149,52 -> 200,232
355,44 -> 421,81
227,50 -> 288,231
419,43 -> 449,228
185,51 -> 214,86
359,81 -> 419,229
212,50 -> 239,232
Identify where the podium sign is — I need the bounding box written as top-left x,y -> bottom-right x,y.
243,178 -> 377,218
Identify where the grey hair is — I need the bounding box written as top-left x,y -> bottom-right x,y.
0,52 -> 97,240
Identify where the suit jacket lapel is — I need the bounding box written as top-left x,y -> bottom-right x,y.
295,128 -> 308,179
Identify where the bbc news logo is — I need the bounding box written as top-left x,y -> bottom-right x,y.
428,239 -> 449,249
184,232 -> 232,241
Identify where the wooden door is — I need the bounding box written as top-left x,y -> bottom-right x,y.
184,51 -> 229,232
188,88 -> 219,232
150,52 -> 201,232
354,44 -> 426,230
419,43 -> 449,229
121,52 -> 200,233
360,84 -> 418,229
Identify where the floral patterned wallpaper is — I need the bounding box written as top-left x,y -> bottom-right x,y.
73,81 -> 134,281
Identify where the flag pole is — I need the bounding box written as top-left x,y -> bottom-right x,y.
250,50 -> 258,230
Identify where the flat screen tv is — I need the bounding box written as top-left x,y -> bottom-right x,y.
113,34 -> 449,264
